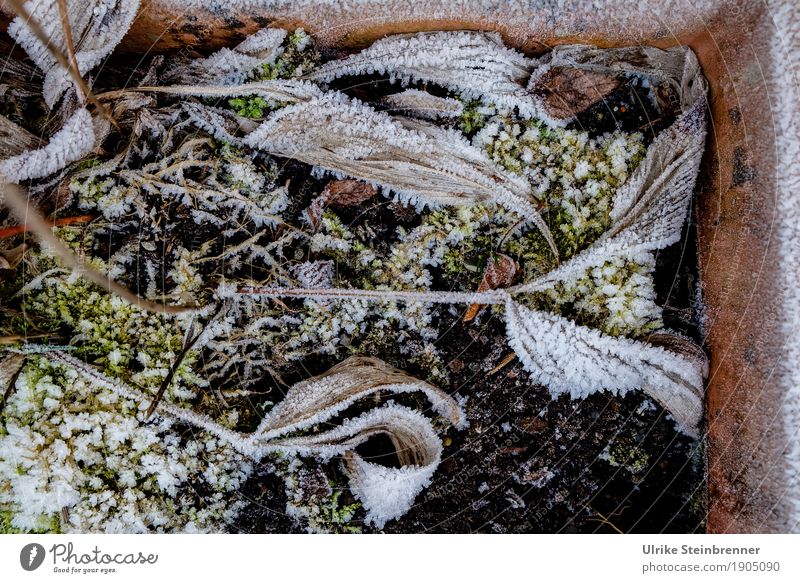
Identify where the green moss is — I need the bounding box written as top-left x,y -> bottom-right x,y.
458,99 -> 488,135
603,438 -> 650,474
323,490 -> 361,533
228,96 -> 271,119
0,506 -> 60,534
22,275 -> 197,397
250,28 -> 318,82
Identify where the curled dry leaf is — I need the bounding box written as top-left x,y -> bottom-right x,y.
464,253 -> 519,322
47,352 -> 463,527
504,301 -> 706,436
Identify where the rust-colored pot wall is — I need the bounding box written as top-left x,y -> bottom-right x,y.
1,0 -> 792,533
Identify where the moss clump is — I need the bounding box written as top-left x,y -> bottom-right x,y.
602,438 -> 651,474
228,96 -> 271,119
475,116 -> 646,263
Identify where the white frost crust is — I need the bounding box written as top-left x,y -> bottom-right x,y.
345,449 -> 439,528
305,30 -> 539,116
769,0 -> 800,532
0,108 -> 95,183
7,0 -> 141,108
166,28 -> 287,85
505,300 -> 706,436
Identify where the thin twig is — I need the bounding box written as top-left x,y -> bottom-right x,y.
0,181 -> 196,314
146,304 -> 223,419
0,214 -> 95,239
55,0 -> 82,101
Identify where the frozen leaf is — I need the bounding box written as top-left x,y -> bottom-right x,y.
504,300 -> 706,435
244,92 -> 558,257
304,179 -> 377,230
164,28 -> 287,86
306,31 -> 538,116
7,0 -> 141,108
255,356 -> 463,439
274,405 -> 443,527
464,253 -> 519,322
529,44 -> 707,123
321,179 -> 378,207
0,107 -> 95,183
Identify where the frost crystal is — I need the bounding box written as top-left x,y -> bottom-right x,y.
382,89 -> 464,120
0,108 -> 95,183
165,28 -> 287,86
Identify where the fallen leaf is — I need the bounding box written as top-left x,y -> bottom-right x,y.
304,179 -> 378,230
464,254 -> 519,322
531,66 -> 622,120
323,179 -> 379,207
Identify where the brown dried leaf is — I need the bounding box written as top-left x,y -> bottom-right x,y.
464,253 -> 519,322
531,66 -> 622,120
304,179 -> 378,230
323,179 -> 378,207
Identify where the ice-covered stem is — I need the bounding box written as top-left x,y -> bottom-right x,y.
131,78 -> 325,103
238,286 -> 509,305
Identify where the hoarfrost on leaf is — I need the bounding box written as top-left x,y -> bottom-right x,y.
7,0 -> 141,108
306,31 -> 540,117
0,108 -> 95,183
